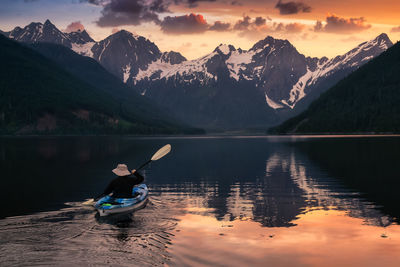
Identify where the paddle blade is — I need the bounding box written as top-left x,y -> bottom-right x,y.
82,199 -> 95,206
151,144 -> 171,161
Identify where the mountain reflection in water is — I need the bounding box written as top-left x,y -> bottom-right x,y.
1,136 -> 400,266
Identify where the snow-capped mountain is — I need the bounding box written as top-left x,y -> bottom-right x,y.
2,20 -> 393,129
136,34 -> 392,111
90,30 -> 162,82
288,33 -> 392,110
4,19 -> 97,58
3,20 -> 185,83
7,20 -> 73,47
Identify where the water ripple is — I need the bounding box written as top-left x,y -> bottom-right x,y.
0,195 -> 183,266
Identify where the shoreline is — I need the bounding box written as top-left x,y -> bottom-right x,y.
1,133 -> 400,138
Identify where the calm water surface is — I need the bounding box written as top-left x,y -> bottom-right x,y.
1,136 -> 400,266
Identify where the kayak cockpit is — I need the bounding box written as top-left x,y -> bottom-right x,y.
94,184 -> 149,217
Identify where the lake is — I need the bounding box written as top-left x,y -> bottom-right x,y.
1,136 -> 400,266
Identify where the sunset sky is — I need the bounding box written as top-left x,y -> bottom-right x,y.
1,0 -> 400,59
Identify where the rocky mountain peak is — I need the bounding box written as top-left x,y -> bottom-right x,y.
369,33 -> 393,49
26,21 -> 43,29
332,33 -> 393,68
375,33 -> 392,43
161,51 -> 187,65
112,29 -> 131,37
90,29 -> 161,82
44,19 -> 53,26
8,19 -> 71,47
250,36 -> 279,51
214,44 -> 236,55
67,29 -> 95,44
110,29 -> 140,41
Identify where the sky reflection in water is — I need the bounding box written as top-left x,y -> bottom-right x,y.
1,136 -> 400,266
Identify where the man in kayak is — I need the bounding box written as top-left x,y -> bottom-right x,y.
96,164 -> 144,200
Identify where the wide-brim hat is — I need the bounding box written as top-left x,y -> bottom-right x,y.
112,164 -> 131,176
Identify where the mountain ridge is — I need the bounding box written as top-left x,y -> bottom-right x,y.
2,20 -> 393,129
270,41 -> 400,134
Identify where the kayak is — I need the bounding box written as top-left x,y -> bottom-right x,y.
94,184 -> 149,217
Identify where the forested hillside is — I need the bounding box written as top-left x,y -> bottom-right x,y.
0,35 -> 202,135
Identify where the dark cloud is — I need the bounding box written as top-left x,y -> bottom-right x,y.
233,16 -> 269,31
81,0 -> 104,5
254,17 -> 266,26
233,16 -> 251,31
314,21 -> 323,32
82,0 -> 169,27
275,0 -> 311,15
209,21 -> 231,31
64,21 -> 85,32
184,0 -> 216,8
231,1 -> 243,6
391,26 -> 400,32
314,14 -> 371,34
82,0 -> 219,27
150,0 -> 170,12
233,15 -> 306,39
274,22 -> 305,33
160,13 -> 209,34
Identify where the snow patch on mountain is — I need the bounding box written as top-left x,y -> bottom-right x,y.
286,68 -> 313,108
98,40 -> 110,61
265,93 -> 284,109
217,44 -> 230,55
226,50 -> 255,81
71,41 -> 95,57
136,51 -> 218,83
362,55 -> 373,62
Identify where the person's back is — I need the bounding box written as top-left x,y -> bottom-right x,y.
96,164 -> 144,199
103,173 -> 144,198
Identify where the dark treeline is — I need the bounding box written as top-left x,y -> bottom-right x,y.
0,35 -> 203,135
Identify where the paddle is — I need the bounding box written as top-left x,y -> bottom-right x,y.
135,144 -> 171,172
82,144 -> 172,206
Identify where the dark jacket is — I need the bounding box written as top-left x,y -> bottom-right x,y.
97,172 -> 144,199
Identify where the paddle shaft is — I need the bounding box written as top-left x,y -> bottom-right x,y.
135,159 -> 152,172
134,144 -> 171,173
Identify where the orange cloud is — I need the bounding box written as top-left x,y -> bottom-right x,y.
160,13 -> 209,34
64,21 -> 85,33
314,14 -> 371,34
233,15 -> 306,40
391,26 -> 400,32
209,21 -> 231,31
275,22 -> 305,33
